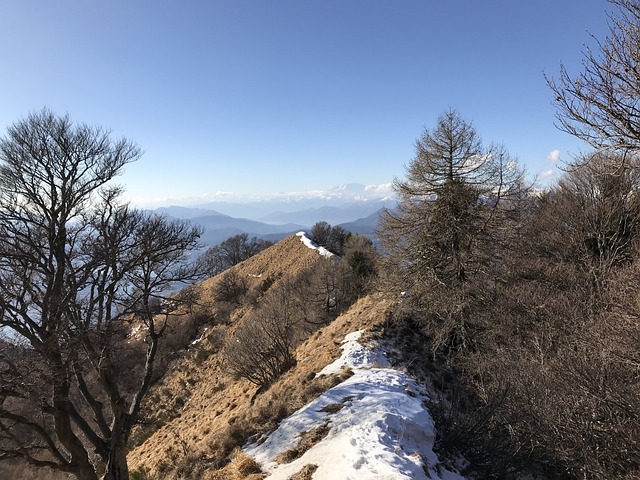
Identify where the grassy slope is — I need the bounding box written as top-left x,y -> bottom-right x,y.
127,235 -> 393,478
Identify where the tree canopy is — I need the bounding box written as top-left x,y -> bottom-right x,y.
0,109 -> 202,480
381,109 -> 525,287
547,0 -> 640,151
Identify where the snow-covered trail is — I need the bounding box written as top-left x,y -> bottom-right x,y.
245,331 -> 465,480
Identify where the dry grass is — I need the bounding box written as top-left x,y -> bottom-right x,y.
274,421 -> 331,464
317,393 -> 355,414
203,449 -> 266,480
286,464 -> 319,480
317,402 -> 344,414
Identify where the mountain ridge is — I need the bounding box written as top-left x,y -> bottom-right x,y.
124,234 -> 463,479
153,191 -> 393,248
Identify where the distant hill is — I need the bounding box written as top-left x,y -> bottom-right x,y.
153,193 -> 396,248
338,208 -> 384,237
186,212 -> 304,247
169,202 -> 271,220
154,205 -> 226,219
257,200 -> 391,226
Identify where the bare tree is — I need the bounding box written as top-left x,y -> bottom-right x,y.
310,221 -> 332,249
222,283 -> 299,390
380,109 -> 525,288
547,0 -> 640,150
199,233 -> 272,276
342,234 -> 378,294
0,110 -> 202,480
531,151 -> 640,302
310,222 -> 351,255
378,110 -> 527,355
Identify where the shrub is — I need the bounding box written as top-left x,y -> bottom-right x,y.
222,294 -> 298,389
309,221 -> 352,255
214,270 -> 249,305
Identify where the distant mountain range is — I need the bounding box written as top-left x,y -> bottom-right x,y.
152,183 -> 397,248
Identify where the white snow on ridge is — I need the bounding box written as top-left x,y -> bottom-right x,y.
318,330 -> 390,375
296,231 -> 334,258
245,331 -> 465,480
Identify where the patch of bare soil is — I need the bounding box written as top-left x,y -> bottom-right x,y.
274,421 -> 331,464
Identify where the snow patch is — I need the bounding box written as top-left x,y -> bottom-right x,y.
190,327 -> 208,346
318,330 -> 390,375
296,231 -> 334,258
245,331 -> 465,480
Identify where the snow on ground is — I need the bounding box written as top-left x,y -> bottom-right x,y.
190,327 -> 208,346
296,231 -> 334,258
245,331 -> 465,480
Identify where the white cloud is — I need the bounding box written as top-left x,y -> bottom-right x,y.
541,169 -> 555,177
546,149 -> 561,163
364,183 -> 393,193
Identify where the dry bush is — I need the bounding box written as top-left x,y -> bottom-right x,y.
214,270 -> 249,305
287,464 -> 319,480
203,449 -> 265,480
222,303 -> 298,390
444,235 -> 640,479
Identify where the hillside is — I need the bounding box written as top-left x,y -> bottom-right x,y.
0,233 -> 462,479
124,234 -> 463,479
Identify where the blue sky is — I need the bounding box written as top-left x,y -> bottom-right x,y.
0,0 -> 611,205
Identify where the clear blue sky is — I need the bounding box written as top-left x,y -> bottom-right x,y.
0,0 -> 611,205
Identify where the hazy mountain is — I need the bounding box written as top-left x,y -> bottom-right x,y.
338,209 -> 384,236
164,183 -> 396,218
179,202 -> 271,219
152,184 -> 397,247
257,200 -> 391,226
154,206 -> 224,219
186,212 -> 304,247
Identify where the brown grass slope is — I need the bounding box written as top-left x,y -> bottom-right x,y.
127,234 -> 393,478
0,234 -> 389,480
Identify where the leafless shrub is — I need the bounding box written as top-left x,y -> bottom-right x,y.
214,270 -> 249,305
222,288 -> 300,389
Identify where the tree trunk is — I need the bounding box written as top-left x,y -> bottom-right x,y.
103,439 -> 129,480
51,359 -> 99,480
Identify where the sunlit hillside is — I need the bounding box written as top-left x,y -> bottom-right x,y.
112,232 -> 431,479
